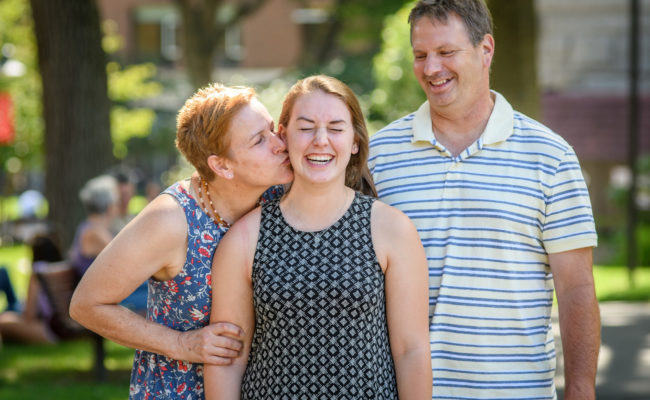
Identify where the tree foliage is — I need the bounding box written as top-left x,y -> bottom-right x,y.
0,0 -> 162,184
0,0 -> 43,177
370,2 -> 424,125
106,62 -> 161,159
297,0 -> 413,96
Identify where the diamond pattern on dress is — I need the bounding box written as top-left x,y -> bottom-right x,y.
241,193 -> 398,399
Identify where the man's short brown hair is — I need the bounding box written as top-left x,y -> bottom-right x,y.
408,0 -> 493,46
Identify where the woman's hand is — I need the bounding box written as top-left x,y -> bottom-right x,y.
175,321 -> 244,364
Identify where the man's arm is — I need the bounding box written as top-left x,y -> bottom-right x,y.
550,247 -> 600,400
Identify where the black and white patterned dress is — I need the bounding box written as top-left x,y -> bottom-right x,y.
241,192 -> 398,399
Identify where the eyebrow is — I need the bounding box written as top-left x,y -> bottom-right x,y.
296,116 -> 346,124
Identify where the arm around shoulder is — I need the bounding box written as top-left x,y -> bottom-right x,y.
70,194 -> 242,363
372,202 -> 432,399
69,195 -> 187,350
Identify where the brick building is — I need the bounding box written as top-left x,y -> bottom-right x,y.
537,0 -> 650,230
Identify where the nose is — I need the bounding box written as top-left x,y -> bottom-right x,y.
270,131 -> 286,154
313,127 -> 328,146
423,54 -> 442,77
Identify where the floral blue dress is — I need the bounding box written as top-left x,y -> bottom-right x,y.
129,180 -> 282,399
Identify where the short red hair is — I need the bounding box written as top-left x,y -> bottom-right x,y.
175,83 -> 255,180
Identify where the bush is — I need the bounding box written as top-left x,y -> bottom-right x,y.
604,155 -> 650,265
369,1 -> 425,125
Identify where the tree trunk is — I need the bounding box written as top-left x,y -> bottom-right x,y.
488,0 -> 539,119
30,0 -> 114,250
175,0 -> 221,90
174,0 -> 268,90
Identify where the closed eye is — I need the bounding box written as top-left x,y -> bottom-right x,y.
252,135 -> 264,146
250,131 -> 265,146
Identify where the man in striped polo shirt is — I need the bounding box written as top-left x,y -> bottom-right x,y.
368,1 -> 599,399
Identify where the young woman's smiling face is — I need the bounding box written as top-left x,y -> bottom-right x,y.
281,90 -> 358,187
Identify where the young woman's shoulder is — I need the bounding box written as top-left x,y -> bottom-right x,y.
370,200 -> 421,269
222,206 -> 262,247
211,206 -> 263,280
370,200 -> 417,236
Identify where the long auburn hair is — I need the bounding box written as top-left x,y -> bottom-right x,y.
279,75 -> 377,197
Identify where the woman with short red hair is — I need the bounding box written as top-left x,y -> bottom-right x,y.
70,83 -> 293,399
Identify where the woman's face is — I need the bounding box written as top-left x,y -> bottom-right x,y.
224,98 -> 293,188
282,90 -> 358,187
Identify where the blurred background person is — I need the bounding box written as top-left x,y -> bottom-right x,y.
69,174 -> 119,278
0,231 -> 64,344
145,179 -> 162,204
0,266 -> 20,313
110,166 -> 138,235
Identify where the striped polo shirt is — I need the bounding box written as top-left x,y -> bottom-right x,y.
368,91 -> 597,400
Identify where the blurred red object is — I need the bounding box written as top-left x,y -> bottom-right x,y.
0,92 -> 15,145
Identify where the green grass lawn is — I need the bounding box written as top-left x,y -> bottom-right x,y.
594,265 -> 650,301
0,339 -> 133,399
0,244 -> 133,399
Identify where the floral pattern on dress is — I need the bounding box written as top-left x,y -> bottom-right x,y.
129,181 -> 283,400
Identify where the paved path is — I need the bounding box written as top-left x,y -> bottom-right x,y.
553,302 -> 650,399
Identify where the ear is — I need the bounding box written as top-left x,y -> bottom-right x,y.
351,141 -> 359,155
277,124 -> 288,141
207,154 -> 234,180
481,33 -> 495,68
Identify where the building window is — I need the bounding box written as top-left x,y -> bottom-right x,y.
133,5 -> 179,63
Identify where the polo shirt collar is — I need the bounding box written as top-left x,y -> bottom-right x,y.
412,101 -> 435,143
482,91 -> 515,145
411,90 -> 514,146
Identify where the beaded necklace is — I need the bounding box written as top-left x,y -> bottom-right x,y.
197,176 -> 231,228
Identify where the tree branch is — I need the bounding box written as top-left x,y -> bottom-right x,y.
232,0 -> 267,24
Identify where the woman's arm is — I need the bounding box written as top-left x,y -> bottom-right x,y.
204,208 -> 261,400
70,194 -> 243,364
22,274 -> 41,321
372,201 -> 432,399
